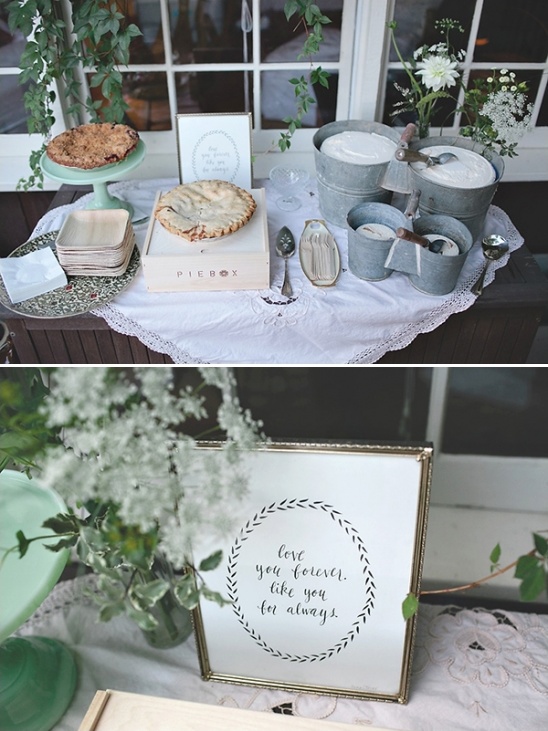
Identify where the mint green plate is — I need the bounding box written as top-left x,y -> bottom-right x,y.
0,470 -> 70,642
41,140 -> 146,215
40,139 -> 146,185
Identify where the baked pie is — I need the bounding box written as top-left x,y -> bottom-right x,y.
46,123 -> 140,169
154,180 -> 257,241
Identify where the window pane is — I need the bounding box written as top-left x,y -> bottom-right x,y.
261,1 -> 343,63
0,76 -> 28,134
474,0 -> 548,63
178,70 -> 251,114
129,0 -> 166,63
169,0 -> 247,64
442,368 -> 548,457
537,86 -> 548,126
124,73 -> 171,131
389,0 -> 474,62
234,367 -> 432,442
262,70 -> 338,129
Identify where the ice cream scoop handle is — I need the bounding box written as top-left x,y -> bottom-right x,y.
395,148 -> 430,163
395,227 -> 430,248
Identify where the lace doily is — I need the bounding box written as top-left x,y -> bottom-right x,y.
15,577 -> 548,731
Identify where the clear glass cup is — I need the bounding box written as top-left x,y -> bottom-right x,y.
269,166 -> 310,211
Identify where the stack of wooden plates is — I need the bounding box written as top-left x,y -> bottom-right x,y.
56,209 -> 135,276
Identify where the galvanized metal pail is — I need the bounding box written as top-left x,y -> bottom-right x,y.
313,121 -> 400,227
347,202 -> 410,281
408,136 -> 504,241
385,214 -> 473,296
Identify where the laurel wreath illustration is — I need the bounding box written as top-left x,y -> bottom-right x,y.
191,129 -> 240,183
226,498 -> 376,663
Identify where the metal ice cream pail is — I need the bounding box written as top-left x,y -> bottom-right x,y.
313,121 -> 400,227
407,136 -> 504,241
347,202 -> 410,281
385,214 -> 473,296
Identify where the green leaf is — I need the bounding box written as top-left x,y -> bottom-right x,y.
533,533 -> 548,557
489,542 -> 501,569
133,579 -> 170,607
199,550 -> 223,572
16,530 -> 31,558
515,554 -> 540,580
98,601 -> 125,622
201,587 -> 231,606
125,603 -> 158,631
44,536 -> 78,552
174,574 -> 195,604
42,512 -> 79,535
519,564 -> 546,602
284,1 -> 299,21
183,588 -> 201,610
402,592 -> 419,620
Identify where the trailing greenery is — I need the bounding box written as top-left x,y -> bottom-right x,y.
7,0 -> 141,189
279,1 -> 331,151
402,535 -> 548,620
0,367 -> 55,473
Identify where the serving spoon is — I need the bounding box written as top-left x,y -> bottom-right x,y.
395,148 -> 458,166
471,235 -> 509,296
276,226 -> 296,297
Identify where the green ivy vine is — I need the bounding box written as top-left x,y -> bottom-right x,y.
7,0 -> 141,190
279,1 -> 331,151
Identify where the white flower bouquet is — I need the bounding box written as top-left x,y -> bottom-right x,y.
458,69 -> 533,157
11,367 -> 265,646
388,18 -> 465,138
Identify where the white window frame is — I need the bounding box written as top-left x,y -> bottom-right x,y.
421,366 -> 548,592
1,0 -> 546,190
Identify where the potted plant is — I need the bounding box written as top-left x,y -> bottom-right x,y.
387,17 -> 533,155
1,367 -> 265,648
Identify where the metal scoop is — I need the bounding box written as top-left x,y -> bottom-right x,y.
275,226 -> 296,298
471,235 -> 509,296
395,149 -> 458,166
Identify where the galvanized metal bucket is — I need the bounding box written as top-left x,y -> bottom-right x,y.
347,202 -> 410,281
385,214 -> 473,296
313,121 -> 400,227
408,136 -> 504,241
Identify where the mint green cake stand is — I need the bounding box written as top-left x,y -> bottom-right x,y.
40,139 -> 146,218
0,470 -> 77,731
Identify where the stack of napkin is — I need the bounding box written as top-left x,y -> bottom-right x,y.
0,247 -> 68,303
55,209 -> 135,276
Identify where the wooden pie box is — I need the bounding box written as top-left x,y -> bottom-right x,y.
78,690 -> 396,731
142,188 -> 270,292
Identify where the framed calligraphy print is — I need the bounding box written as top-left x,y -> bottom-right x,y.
176,113 -> 253,189
192,440 -> 433,704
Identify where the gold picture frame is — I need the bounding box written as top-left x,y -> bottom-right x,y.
192,440 -> 433,704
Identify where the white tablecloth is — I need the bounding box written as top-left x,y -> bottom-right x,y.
32,179 -> 524,364
17,576 -> 548,731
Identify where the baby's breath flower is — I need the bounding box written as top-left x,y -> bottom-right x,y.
37,367 -> 265,570
459,68 -> 532,156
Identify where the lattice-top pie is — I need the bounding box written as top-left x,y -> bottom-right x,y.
154,180 -> 257,242
46,123 -> 140,169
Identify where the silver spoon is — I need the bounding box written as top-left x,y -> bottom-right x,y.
471,235 -> 509,296
395,148 -> 458,166
275,226 -> 296,298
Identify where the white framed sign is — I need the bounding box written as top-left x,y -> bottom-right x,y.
176,113 -> 253,188
192,440 -> 433,704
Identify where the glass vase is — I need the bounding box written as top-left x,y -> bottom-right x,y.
138,557 -> 194,650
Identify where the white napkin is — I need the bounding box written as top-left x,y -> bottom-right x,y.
0,247 -> 68,303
